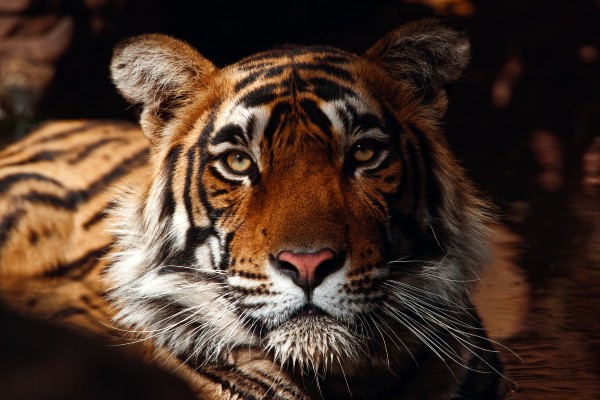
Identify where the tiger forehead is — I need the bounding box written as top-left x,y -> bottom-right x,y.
205,47 -> 388,156
226,46 -> 360,105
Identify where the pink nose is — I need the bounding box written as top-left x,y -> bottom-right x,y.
276,248 -> 337,287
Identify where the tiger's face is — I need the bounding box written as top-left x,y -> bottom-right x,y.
108,18 -> 491,379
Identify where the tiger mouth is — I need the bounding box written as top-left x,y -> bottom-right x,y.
293,304 -> 327,318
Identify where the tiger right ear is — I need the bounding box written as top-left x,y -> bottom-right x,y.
364,17 -> 470,94
111,34 -> 216,142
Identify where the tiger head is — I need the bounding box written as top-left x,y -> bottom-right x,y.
107,18 -> 491,380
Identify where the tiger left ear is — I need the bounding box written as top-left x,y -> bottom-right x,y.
364,17 -> 470,99
111,34 -> 216,143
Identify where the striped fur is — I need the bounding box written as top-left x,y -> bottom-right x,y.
0,18 -> 511,399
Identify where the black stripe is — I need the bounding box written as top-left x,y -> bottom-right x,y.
186,226 -> 214,247
218,231 -> 234,270
293,62 -> 353,81
235,71 -> 261,91
210,189 -> 229,196
188,364 -> 297,400
240,83 -> 279,107
44,246 -> 110,279
197,112 -> 217,224
0,121 -> 109,159
365,193 -> 387,217
0,210 -> 25,250
0,149 -> 65,168
0,172 -> 65,196
48,306 -> 88,322
336,106 -> 352,132
299,99 -> 333,138
16,148 -> 148,210
354,113 -> 382,133
245,114 -> 257,143
263,102 -> 291,145
67,137 -> 129,164
309,77 -> 355,101
234,66 -> 285,91
82,209 -> 107,230
159,146 -> 181,221
183,146 -> 197,227
0,137 -> 129,169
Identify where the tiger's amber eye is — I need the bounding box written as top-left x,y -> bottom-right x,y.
353,143 -> 376,163
225,151 -> 253,173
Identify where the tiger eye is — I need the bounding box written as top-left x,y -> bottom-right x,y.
353,143 -> 376,163
225,151 -> 253,173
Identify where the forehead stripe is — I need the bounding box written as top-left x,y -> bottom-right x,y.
309,77 -> 356,101
290,62 -> 353,81
240,83 -> 279,108
299,99 -> 333,138
234,66 -> 286,92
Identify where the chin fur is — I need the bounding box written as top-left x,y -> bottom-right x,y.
264,315 -> 362,374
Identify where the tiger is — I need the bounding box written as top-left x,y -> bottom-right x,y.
0,17 -> 513,399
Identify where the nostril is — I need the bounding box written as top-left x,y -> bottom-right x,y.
313,256 -> 345,286
276,260 -> 299,281
273,249 -> 343,289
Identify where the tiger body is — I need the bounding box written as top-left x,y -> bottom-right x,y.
0,19 -> 510,399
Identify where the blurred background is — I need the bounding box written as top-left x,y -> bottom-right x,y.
1,0 -> 599,398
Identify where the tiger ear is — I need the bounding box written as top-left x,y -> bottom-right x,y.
111,34 -> 216,141
364,17 -> 470,99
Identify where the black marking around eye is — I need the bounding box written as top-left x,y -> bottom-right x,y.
361,153 -> 393,175
210,124 -> 248,147
353,113 -> 382,134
